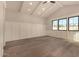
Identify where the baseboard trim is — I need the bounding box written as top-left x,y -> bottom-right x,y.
6,35 -> 49,43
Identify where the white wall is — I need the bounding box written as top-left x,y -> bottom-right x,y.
5,12 -> 46,42
0,2 -> 5,56
47,4 -> 79,42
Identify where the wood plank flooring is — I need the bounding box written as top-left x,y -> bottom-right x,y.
4,36 -> 79,57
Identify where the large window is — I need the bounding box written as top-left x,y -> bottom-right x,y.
59,18 -> 67,30
52,20 -> 58,30
52,16 -> 79,31
68,16 -> 79,30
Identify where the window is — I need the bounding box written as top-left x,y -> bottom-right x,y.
59,18 -> 67,30
68,16 -> 79,30
52,20 -> 58,30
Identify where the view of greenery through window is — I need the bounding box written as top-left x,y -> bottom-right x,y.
69,17 -> 78,30
53,20 -> 58,30
52,16 -> 79,31
59,19 -> 67,30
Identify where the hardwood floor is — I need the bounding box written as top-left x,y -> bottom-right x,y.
4,36 -> 79,57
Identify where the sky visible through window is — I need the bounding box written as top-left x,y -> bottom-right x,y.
59,19 -> 67,26
59,19 -> 67,30
52,16 -> 79,30
69,17 -> 78,26
69,17 -> 78,30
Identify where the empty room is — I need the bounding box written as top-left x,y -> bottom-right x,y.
0,0 -> 79,57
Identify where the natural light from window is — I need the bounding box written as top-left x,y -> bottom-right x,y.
53,20 -> 58,30
69,17 -> 78,30
59,19 -> 67,30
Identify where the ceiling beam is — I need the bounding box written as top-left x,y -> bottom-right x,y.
41,2 -> 63,18
41,2 -> 63,15
30,1 -> 42,15
39,4 -> 52,17
18,1 -> 24,12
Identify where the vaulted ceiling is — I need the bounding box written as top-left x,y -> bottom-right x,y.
6,1 -> 79,19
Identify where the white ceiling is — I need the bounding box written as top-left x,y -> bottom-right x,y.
6,1 -> 79,18
58,1 -> 79,6
6,1 -> 22,12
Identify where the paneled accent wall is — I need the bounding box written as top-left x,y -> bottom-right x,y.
5,12 -> 46,42
5,22 -> 45,41
5,21 -> 46,42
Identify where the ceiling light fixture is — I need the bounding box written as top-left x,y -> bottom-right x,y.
43,1 -> 55,4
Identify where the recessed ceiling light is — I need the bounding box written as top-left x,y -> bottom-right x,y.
27,9 -> 31,11
29,2 -> 33,5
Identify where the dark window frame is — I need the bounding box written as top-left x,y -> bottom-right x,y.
52,20 -> 58,31
68,16 -> 79,31
58,18 -> 67,31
